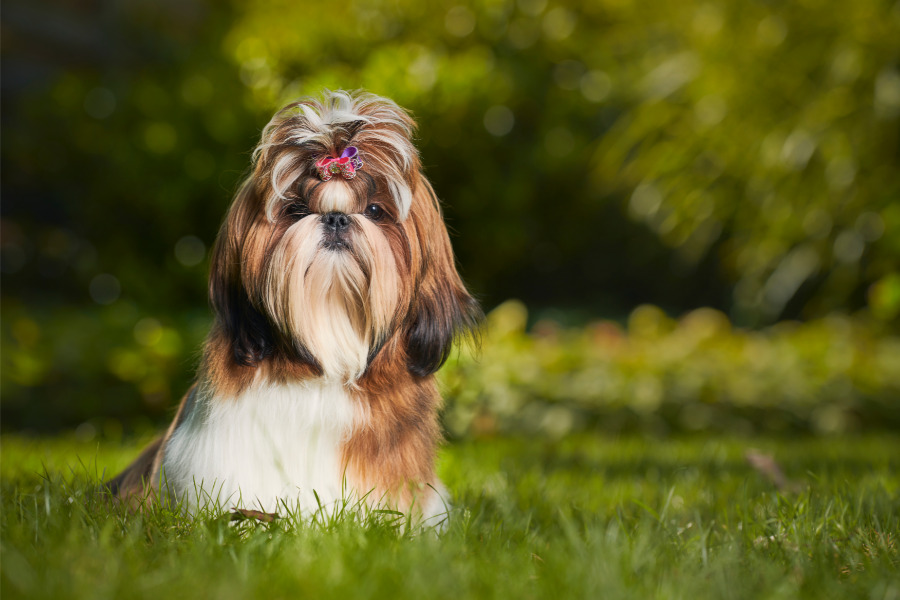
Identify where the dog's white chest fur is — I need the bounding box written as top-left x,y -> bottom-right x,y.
161,379 -> 364,514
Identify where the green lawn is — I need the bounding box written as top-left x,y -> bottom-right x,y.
1,433 -> 898,599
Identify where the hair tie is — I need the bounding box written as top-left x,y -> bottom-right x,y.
316,146 -> 363,181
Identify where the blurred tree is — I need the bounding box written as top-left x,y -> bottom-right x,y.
1,0 -> 898,431
217,0 -> 900,325
587,0 -> 900,325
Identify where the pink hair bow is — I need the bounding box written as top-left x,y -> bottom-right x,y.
316,146 -> 364,181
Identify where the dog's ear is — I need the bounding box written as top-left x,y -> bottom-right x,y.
208,179 -> 275,366
404,178 -> 482,377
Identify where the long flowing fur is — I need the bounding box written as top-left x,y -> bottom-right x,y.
108,90 -> 481,519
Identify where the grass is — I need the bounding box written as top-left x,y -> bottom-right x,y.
1,432 -> 898,599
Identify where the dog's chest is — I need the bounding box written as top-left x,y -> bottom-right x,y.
161,379 -> 364,513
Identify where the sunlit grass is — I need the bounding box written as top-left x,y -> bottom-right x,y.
1,433 -> 898,599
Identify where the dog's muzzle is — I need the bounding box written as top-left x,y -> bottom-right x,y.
321,211 -> 351,251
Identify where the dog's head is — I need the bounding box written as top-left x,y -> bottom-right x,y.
208,91 -> 480,383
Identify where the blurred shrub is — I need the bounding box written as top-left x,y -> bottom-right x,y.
0,301 -> 210,434
439,301 -> 900,437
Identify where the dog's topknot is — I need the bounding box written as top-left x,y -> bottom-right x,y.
254,90 -> 420,221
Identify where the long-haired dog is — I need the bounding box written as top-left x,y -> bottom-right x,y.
108,90 -> 481,524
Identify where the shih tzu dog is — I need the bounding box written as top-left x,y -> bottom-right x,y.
107,90 -> 481,524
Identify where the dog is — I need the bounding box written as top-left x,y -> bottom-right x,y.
107,90 -> 481,524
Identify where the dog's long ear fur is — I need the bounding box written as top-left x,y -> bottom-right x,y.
405,177 -> 482,377
208,179 -> 276,367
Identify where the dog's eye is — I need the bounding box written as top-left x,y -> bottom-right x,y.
364,204 -> 384,221
287,200 -> 311,220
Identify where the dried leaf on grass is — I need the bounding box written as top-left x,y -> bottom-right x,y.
230,508 -> 278,523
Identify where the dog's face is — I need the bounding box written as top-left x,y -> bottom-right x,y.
208,92 -> 479,383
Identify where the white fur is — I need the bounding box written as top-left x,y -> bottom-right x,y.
318,180 -> 355,214
159,378 -> 452,526
160,378 -> 366,514
264,218 -> 370,381
295,249 -> 370,381
263,215 -> 401,383
266,153 -> 304,221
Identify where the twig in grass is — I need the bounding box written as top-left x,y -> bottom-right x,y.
745,449 -> 802,492
230,508 -> 279,523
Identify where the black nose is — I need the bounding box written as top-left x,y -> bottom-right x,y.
322,211 -> 350,232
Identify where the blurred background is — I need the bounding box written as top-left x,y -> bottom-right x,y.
2,0 -> 898,438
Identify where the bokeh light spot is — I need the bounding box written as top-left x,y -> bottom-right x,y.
134,318 -> 163,346
757,15 -> 787,47
856,212 -> 884,242
543,8 -> 575,40
874,68 -> 900,119
83,87 -> 116,119
445,6 -> 476,37
834,231 -> 865,263
762,246 -> 820,316
868,273 -> 900,321
74,422 -> 97,442
484,105 -> 515,136
641,52 -> 699,100
89,274 -> 121,305
692,4 -> 724,36
629,182 -> 663,220
174,235 -> 206,267
780,130 -> 816,170
407,52 -> 437,90
143,122 -> 177,154
580,70 -> 611,102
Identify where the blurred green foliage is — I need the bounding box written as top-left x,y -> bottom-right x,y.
2,0 -> 898,432
441,301 -> 900,437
